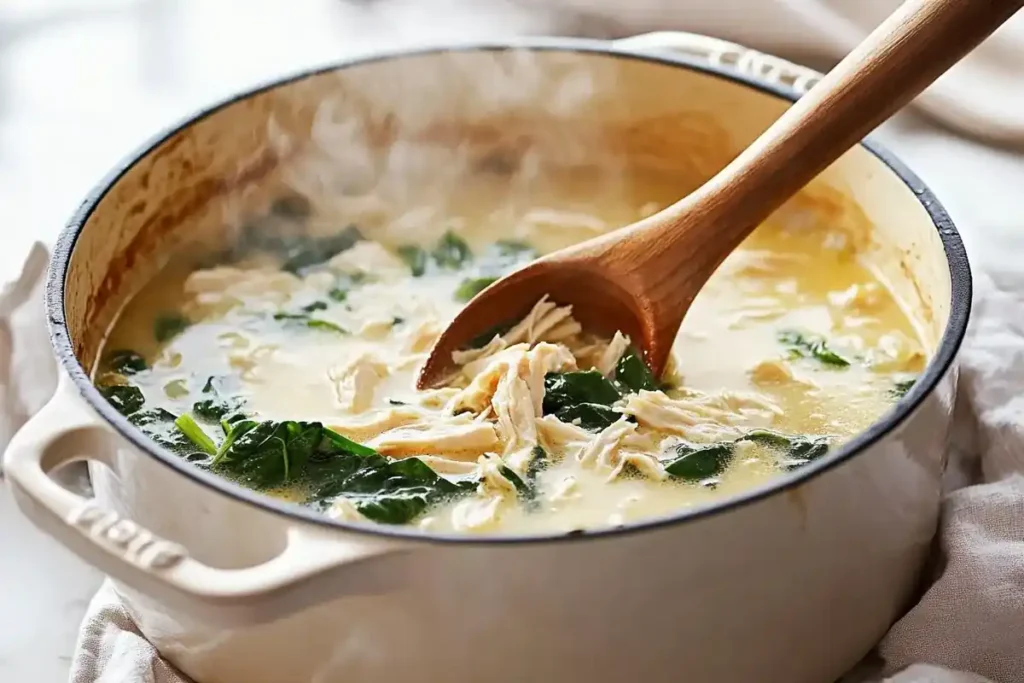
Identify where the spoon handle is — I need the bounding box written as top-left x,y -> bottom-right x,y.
658,0 -> 1023,255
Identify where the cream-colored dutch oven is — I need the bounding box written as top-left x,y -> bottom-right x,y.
3,32 -> 970,683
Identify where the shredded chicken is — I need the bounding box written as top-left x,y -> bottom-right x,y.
748,359 -> 815,388
828,282 -> 885,314
369,421 -> 500,460
328,241 -> 408,279
595,331 -> 631,377
184,266 -> 300,317
624,389 -> 782,443
328,408 -> 425,443
329,352 -> 389,413
502,296 -> 582,346
867,331 -> 927,373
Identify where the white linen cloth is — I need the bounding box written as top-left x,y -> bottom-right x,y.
1,1 -> 1024,681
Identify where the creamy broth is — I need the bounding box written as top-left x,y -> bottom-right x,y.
97,167 -> 924,535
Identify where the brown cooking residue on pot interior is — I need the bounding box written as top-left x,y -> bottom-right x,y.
93,169 -> 926,536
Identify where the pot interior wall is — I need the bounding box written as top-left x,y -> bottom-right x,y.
63,47 -> 950,380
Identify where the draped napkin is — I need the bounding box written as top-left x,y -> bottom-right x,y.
3,1 -> 1024,681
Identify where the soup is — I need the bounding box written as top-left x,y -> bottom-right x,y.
95,167 -> 923,535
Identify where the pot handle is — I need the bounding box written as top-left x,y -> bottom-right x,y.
3,376 -> 408,626
612,31 -> 824,96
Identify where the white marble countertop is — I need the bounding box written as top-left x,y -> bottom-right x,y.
1,2 -> 1022,682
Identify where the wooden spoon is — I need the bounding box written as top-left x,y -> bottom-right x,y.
417,0 -> 1023,389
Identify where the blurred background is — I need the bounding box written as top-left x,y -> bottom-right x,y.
1,1 -> 1022,682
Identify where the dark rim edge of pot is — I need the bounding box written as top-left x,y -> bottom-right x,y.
46,37 -> 973,546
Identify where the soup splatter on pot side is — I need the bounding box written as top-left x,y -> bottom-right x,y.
96,167 -> 924,535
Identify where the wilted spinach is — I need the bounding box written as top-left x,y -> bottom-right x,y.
777,330 -> 851,368
890,377 -> 917,399
281,225 -> 364,274
273,310 -> 348,335
105,349 -> 147,376
543,371 -> 622,411
100,384 -> 145,415
454,277 -> 498,302
397,245 -> 428,277
664,443 -> 735,482
431,231 -> 472,269
209,419 -> 323,489
192,376 -> 243,422
614,347 -> 657,392
738,429 -> 831,470
552,403 -> 621,432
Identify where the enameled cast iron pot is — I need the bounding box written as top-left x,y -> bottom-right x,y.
4,32 -> 971,683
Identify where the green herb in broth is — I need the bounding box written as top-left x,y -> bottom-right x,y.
130,407 -> 195,454
890,377 -> 917,399
430,230 -> 472,269
777,329 -> 852,368
308,451 -> 475,525
543,371 -> 622,411
454,277 -> 498,302
100,384 -> 144,415
737,430 -> 831,470
664,442 -> 735,482
174,414 -> 217,456
193,377 -> 243,422
105,350 -> 147,376
613,347 -> 657,393
397,245 -> 428,277
552,403 -> 621,432
273,310 -> 349,335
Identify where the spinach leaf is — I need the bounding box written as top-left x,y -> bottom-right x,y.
777,330 -> 851,368
129,407 -> 196,454
321,426 -> 378,457
213,420 -> 323,489
306,319 -> 348,334
454,277 -> 498,302
309,451 -> 472,525
519,445 -> 547,509
499,466 -> 530,497
664,443 -> 735,482
269,193 -> 312,220
193,397 -> 240,422
475,240 -> 537,277
193,376 -> 244,421
273,311 -> 348,334
543,371 -> 622,413
281,225 -> 364,274
739,429 -> 831,470
174,414 -> 218,456
553,403 -> 621,432
302,301 -> 328,312
100,384 -> 145,415
542,371 -> 624,432
431,231 -> 472,269
153,313 -> 190,343
105,350 -> 147,376
614,347 -> 657,392
891,377 -> 916,399
328,288 -> 349,302
397,245 -> 428,277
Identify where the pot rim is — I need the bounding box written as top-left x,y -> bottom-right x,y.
47,37 -> 972,546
